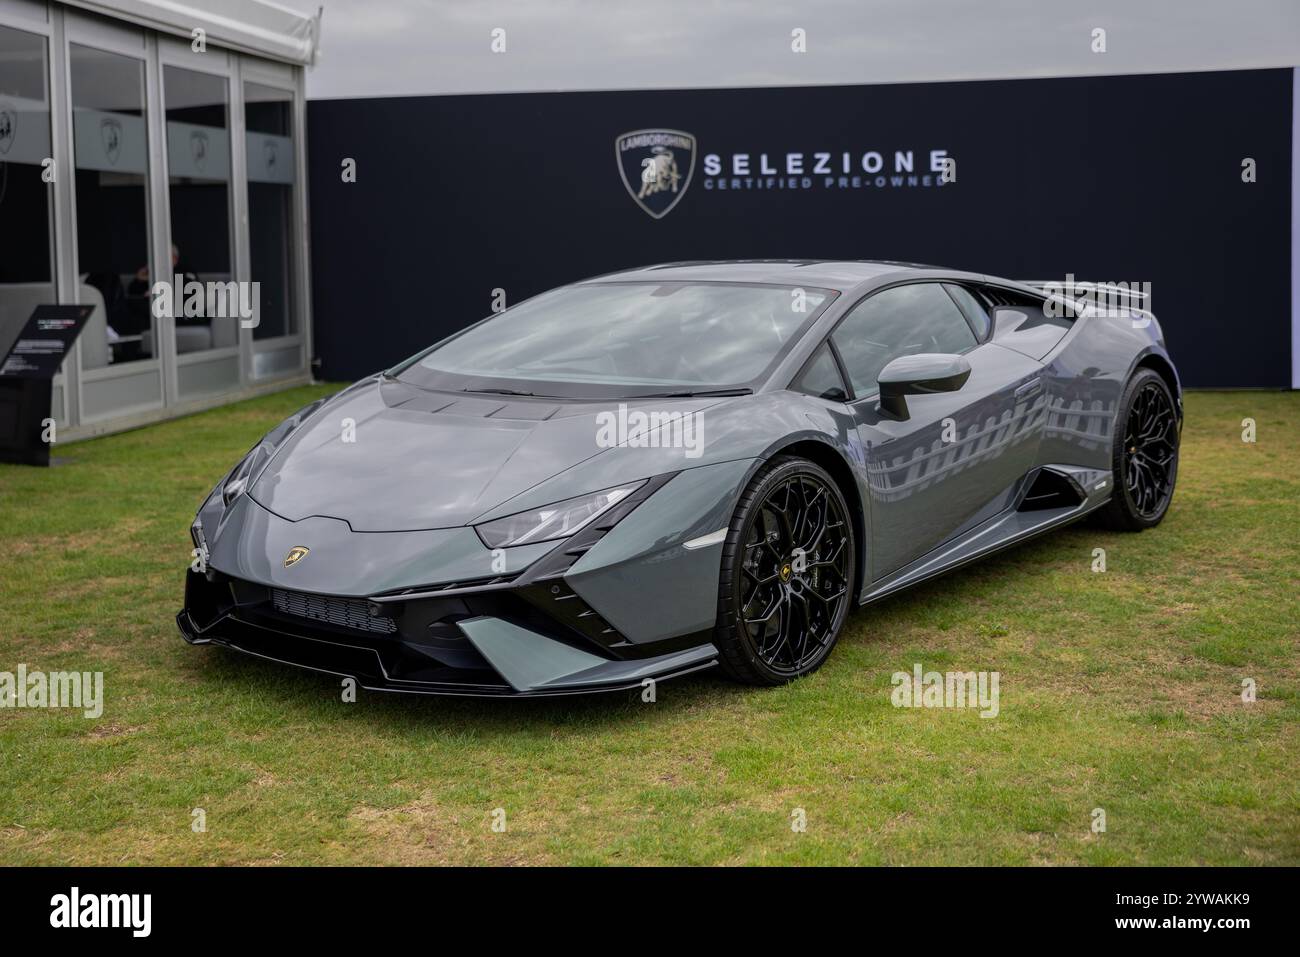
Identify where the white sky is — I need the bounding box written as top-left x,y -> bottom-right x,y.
304,0 -> 1300,99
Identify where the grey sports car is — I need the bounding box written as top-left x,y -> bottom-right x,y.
179,261 -> 1181,695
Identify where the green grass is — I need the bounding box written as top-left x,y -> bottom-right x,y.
0,386 -> 1297,865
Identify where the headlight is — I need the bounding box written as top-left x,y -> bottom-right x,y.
222,471 -> 248,506
190,516 -> 209,567
474,482 -> 644,549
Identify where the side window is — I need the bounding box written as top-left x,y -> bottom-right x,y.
944,284 -> 991,340
831,283 -> 977,397
791,344 -> 848,400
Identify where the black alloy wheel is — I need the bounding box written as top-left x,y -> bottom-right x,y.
1098,367 -> 1180,530
716,457 -> 856,685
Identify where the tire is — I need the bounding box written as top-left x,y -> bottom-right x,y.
1095,368 -> 1180,531
714,455 -> 857,685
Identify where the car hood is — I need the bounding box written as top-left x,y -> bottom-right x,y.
248,377 -> 724,531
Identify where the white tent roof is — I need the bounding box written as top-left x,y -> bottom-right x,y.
64,0 -> 320,66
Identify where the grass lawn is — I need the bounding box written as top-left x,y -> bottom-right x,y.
0,386 -> 1296,866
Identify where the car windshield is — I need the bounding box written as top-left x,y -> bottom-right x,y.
394,281 -> 835,398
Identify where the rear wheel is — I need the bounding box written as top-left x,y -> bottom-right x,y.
1096,368 -> 1180,531
714,456 -> 856,685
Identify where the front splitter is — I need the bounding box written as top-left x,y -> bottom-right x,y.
177,609 -> 718,698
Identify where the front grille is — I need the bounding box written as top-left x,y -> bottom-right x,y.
271,588 -> 397,635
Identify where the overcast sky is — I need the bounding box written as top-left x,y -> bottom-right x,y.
304,0 -> 1300,99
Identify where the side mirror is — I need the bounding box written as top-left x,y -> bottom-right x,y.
877,353 -> 971,420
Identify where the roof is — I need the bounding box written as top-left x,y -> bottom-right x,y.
583,259 -> 951,292
63,0 -> 320,66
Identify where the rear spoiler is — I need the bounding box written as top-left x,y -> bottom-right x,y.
1019,280 -> 1156,327
1019,279 -> 1150,305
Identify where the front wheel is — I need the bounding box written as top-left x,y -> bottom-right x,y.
714,456 -> 856,685
1096,367 -> 1180,531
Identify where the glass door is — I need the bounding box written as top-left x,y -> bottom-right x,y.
0,21 -> 57,413
67,39 -> 166,421
244,81 -> 295,342
162,60 -> 240,399
241,66 -> 306,382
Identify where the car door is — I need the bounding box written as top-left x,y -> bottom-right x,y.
833,282 -> 1045,579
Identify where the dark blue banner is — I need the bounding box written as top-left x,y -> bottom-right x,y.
307,69 -> 1293,388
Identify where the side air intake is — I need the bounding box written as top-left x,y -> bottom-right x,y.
1018,468 -> 1086,512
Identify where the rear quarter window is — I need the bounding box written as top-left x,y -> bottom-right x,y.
943,284 -> 991,340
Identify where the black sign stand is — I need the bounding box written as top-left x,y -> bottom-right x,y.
0,304 -> 94,467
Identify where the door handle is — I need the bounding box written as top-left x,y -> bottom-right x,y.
1014,377 -> 1043,399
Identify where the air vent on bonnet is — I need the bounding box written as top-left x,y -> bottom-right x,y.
378,378 -> 563,421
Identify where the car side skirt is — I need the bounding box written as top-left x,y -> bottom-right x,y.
860,464 -> 1111,606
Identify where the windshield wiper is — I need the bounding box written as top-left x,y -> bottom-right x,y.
630,388 -> 754,398
461,387 -> 540,397
455,385 -> 753,399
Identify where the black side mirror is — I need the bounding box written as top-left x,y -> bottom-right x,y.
877,353 -> 971,420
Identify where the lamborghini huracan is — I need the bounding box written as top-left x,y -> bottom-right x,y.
179,261 -> 1181,695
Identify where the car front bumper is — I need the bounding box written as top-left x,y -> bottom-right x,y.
178,461 -> 755,696
177,568 -> 718,697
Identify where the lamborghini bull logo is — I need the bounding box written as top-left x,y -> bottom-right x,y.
101,117 -> 122,166
616,128 -> 696,219
190,129 -> 209,171
283,546 -> 310,568
639,148 -> 679,197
